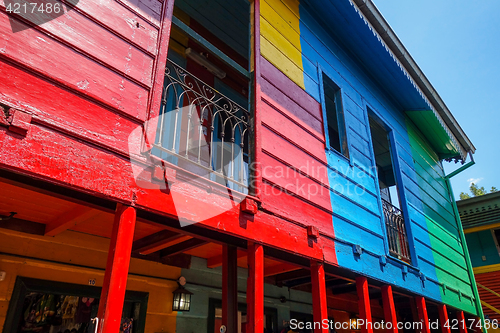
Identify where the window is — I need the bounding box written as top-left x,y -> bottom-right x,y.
492,228 -> 500,256
322,73 -> 349,158
208,299 -> 278,333
368,114 -> 400,209
3,277 -> 148,333
368,112 -> 411,263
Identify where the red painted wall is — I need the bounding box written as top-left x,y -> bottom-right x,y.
0,0 -> 337,266
259,58 -> 335,239
0,0 -> 161,155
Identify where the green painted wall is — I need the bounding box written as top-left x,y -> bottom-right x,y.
406,118 -> 477,315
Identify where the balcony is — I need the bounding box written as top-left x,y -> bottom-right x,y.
152,59 -> 250,192
383,199 -> 411,263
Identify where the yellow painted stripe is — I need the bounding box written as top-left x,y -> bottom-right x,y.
478,283 -> 500,299
260,0 -> 304,88
260,36 -> 304,88
481,300 -> 500,316
464,223 -> 500,234
473,264 -> 500,274
261,18 -> 303,69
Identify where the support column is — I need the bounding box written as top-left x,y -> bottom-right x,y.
357,277 -> 373,333
457,311 -> 467,333
97,204 -> 136,333
381,286 -> 398,333
415,296 -> 431,333
310,261 -> 329,333
438,304 -> 451,333
222,245 -> 238,333
247,242 -> 264,333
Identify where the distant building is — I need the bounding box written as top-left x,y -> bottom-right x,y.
460,192 -> 500,325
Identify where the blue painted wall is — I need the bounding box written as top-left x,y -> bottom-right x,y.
292,0 -> 477,314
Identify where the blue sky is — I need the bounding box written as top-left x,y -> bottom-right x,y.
373,0 -> 500,199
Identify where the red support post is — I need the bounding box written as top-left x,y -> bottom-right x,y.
250,0 -> 262,198
310,261 -> 329,333
222,245 -> 238,333
357,277 -> 373,333
97,204 -> 136,333
457,311 -> 467,333
381,286 -> 398,333
438,304 -> 451,333
415,297 -> 431,333
247,242 -> 264,333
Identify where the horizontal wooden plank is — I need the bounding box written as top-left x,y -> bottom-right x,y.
260,57 -> 320,119
261,82 -> 324,137
0,60 -> 140,155
260,182 -> 334,236
262,126 -> 328,171
119,0 -> 162,27
261,153 -> 331,211
71,0 -> 159,52
261,102 -> 326,161
0,0 -> 154,86
0,13 -> 149,120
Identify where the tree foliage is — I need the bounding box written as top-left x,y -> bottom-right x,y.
459,183 -> 498,200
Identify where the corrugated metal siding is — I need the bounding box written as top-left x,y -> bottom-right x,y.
476,271 -> 500,321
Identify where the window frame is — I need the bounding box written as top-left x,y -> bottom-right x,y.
318,66 -> 351,163
3,277 -> 149,333
365,107 -> 417,266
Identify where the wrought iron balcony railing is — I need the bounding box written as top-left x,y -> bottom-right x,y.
153,59 -> 250,191
382,199 -> 411,263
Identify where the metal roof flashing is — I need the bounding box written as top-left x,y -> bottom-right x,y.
351,0 -> 476,161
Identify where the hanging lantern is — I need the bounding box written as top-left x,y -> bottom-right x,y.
172,276 -> 193,312
349,314 -> 359,330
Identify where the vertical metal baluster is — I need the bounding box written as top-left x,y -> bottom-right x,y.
220,121 -> 225,174
240,142 -> 244,185
209,116 -> 214,171
198,109 -> 203,163
231,130 -> 235,180
185,104 -> 193,158
172,106 -> 179,152
158,87 -> 167,145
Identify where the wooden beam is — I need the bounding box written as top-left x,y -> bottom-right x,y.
160,238 -> 207,257
311,261 -> 328,333
45,206 -> 101,236
0,217 -> 45,235
381,286 -> 398,333
97,205 -> 136,333
223,245 -> 238,333
415,297 -> 431,333
456,311 -> 467,333
438,304 -> 451,333
207,251 -> 246,268
131,252 -> 192,269
264,263 -> 301,277
357,277 -> 373,333
132,229 -> 182,254
275,269 -> 311,285
247,242 -> 264,333
330,283 -> 357,295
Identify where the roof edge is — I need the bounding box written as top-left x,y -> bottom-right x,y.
352,0 -> 476,157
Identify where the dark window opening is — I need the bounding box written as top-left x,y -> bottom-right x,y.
368,115 -> 400,209
369,113 -> 411,263
493,229 -> 500,256
323,74 -> 349,158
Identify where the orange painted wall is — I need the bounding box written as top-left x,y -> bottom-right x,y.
0,229 -> 181,332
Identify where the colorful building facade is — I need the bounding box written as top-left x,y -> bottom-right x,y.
460,192 -> 500,326
0,0 -> 482,332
